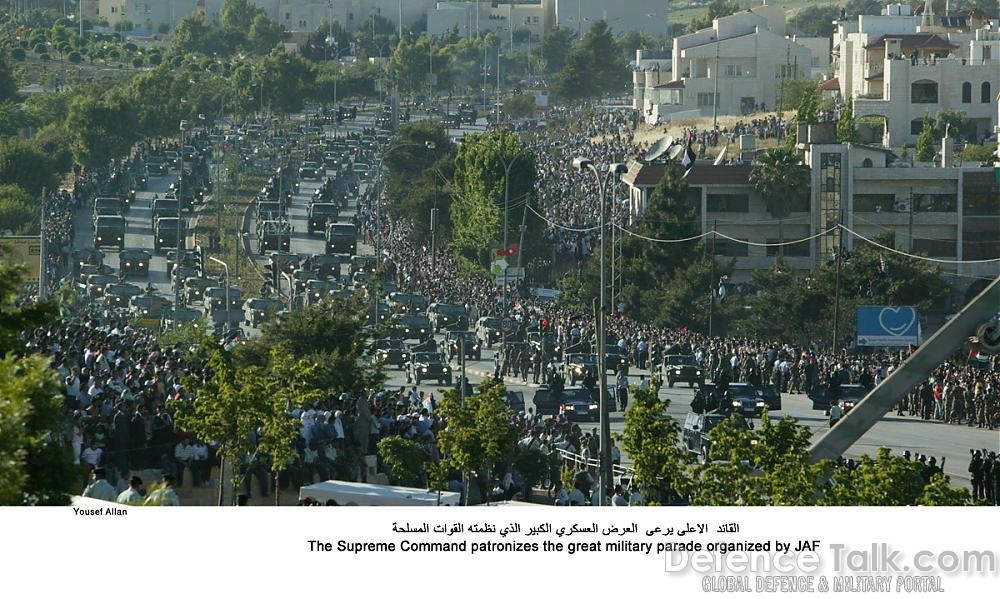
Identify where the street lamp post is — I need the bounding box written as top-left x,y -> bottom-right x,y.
572,158 -> 626,507
174,120 -> 189,328
209,256 -> 230,332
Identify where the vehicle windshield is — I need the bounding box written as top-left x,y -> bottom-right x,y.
414,352 -> 444,363
562,388 -> 594,403
667,355 -> 697,366
435,304 -> 466,314
569,354 -> 597,364
328,224 -> 355,236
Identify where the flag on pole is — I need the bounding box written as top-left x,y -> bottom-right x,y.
681,142 -> 696,178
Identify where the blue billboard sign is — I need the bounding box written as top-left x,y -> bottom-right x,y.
856,306 -> 921,347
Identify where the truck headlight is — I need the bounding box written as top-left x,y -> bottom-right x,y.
675,370 -> 681,375
589,404 -> 598,410
756,401 -> 765,407
421,367 -> 427,372
696,370 -> 702,375
443,367 -> 450,373
125,262 -> 131,266
732,401 -> 740,407
564,405 -> 575,410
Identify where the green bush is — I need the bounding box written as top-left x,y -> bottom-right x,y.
124,43 -> 138,53
132,57 -> 144,68
148,53 -> 162,66
33,43 -> 47,55
39,53 -> 50,61
67,51 -> 81,64
11,48 -> 26,61
158,23 -> 171,35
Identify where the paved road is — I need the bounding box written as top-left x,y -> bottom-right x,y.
70,113 -> 993,491
72,167 -> 183,304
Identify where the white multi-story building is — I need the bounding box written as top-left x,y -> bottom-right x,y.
834,2 -> 1000,145
95,0 -> 201,31
636,1 -> 815,124
620,124 -> 1000,299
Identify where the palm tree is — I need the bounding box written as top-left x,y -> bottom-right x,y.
749,148 -> 809,258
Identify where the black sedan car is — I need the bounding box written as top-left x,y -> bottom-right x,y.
558,386 -> 600,422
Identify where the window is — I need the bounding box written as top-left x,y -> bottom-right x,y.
911,80 -> 938,103
766,239 -> 811,257
706,194 -> 750,212
912,239 -> 957,257
697,93 -> 718,107
913,193 -> 957,212
963,184 -> 1000,215
861,158 -> 873,168
985,46 -> 993,61
962,82 -> 972,103
285,12 -> 290,20
777,64 -> 797,78
853,194 -> 896,212
982,81 -> 992,103
533,16 -> 539,24
910,119 -> 926,135
712,240 -> 749,257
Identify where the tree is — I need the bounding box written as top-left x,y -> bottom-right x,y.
915,114 -> 936,162
837,95 -> 857,143
248,13 -> 285,55
617,383 -> 692,504
749,147 -> 809,256
792,83 -> 820,144
436,378 -> 518,505
689,0 -> 741,31
502,94 -> 536,119
65,93 -> 137,169
377,437 -> 429,487
384,120 -> 456,242
553,20 -> 625,100
241,298 -> 384,398
221,0 -> 263,33
789,5 -> 840,38
539,27 -> 573,73
845,0 -> 883,16
0,261 -> 75,506
452,131 -> 537,269
0,138 -> 59,197
513,448 -> 550,501
0,185 -> 39,234
732,263 -> 824,344
0,51 -> 19,102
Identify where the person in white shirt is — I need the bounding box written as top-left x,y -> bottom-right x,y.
116,476 -> 144,504
80,440 -> 103,468
829,401 -> 844,427
192,441 -> 209,487
82,468 -> 117,502
144,475 -> 181,506
174,439 -> 196,487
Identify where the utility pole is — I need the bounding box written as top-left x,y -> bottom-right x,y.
38,187 -> 47,301
175,121 -> 188,328
430,207 -> 439,270
496,48 -> 502,124
832,225 -> 843,354
708,220 -> 717,336
908,187 -> 915,251
516,203 -> 528,271
713,42 -> 720,127
460,335 -> 467,404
